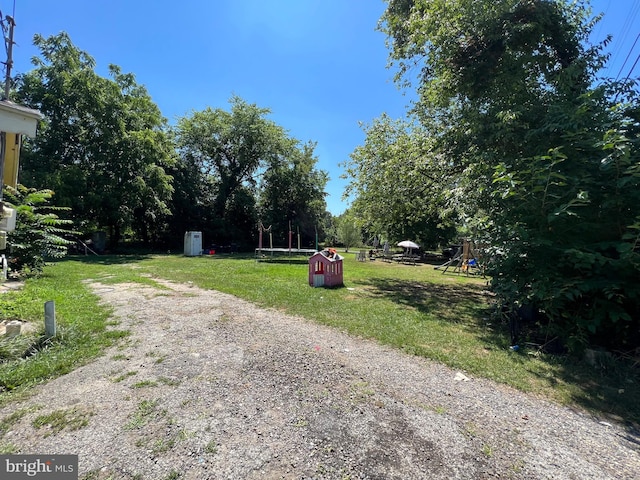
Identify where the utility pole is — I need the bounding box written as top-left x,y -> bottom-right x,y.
0,13 -> 15,210
2,14 -> 14,100
0,12 -> 42,259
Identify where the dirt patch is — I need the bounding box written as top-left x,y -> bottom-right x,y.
0,279 -> 638,479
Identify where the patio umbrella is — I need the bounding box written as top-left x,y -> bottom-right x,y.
397,240 -> 419,249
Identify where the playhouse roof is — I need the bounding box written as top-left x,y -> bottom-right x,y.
311,249 -> 343,262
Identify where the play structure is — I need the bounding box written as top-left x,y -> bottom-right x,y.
435,239 -> 485,276
255,221 -> 317,260
308,249 -> 344,287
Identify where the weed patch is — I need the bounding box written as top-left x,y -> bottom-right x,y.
32,407 -> 93,437
125,399 -> 164,430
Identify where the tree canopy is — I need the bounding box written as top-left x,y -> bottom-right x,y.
16,33 -> 175,247
343,0 -> 640,352
172,97 -> 328,247
14,34 -> 331,251
343,114 -> 457,249
259,140 -> 328,247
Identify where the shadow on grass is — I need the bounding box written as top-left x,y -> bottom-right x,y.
57,254 -> 153,265
359,276 -> 509,349
358,277 -> 491,324
533,354 -> 640,428
358,277 -> 640,427
254,258 -> 310,265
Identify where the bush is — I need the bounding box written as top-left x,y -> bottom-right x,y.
3,185 -> 74,275
489,90 -> 640,354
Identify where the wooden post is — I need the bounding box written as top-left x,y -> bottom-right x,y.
44,300 -> 56,338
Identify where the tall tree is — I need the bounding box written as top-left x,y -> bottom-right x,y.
174,97 -> 289,245
381,0 -> 599,213
344,114 -> 457,249
15,33 -> 174,247
335,210 -> 362,252
258,141 -> 328,247
380,0 -> 640,351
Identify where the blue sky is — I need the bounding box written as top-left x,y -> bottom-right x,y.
2,0 -> 639,215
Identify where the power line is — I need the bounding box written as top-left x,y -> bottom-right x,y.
622,52 -> 640,84
615,32 -> 640,81
601,0 -> 640,78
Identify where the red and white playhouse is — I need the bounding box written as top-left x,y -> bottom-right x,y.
308,249 -> 344,287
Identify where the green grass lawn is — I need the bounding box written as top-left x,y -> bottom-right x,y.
1,251 -> 638,426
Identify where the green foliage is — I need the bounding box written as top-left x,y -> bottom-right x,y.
15,33 -> 332,250
258,141 -> 328,247
16,32 -> 174,247
379,0 -> 601,213
377,0 -> 640,352
489,88 -> 640,352
4,185 -> 74,275
381,0 -> 597,108
343,114 -> 457,249
335,212 -> 362,252
174,96 -> 283,237
173,96 -> 329,247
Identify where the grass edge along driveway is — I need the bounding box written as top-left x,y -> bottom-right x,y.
0,253 -> 638,427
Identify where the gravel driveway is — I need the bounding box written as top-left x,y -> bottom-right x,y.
1,279 -> 639,479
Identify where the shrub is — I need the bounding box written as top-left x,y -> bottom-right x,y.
3,185 -> 74,275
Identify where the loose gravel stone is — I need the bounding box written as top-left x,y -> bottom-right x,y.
1,279 -> 638,479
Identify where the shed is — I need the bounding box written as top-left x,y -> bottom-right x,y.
309,249 -> 344,287
184,231 -> 202,256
